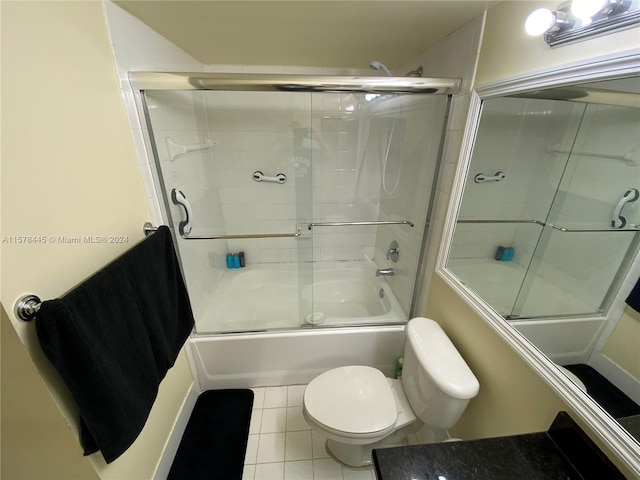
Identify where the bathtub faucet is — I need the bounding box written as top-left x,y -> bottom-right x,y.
376,268 -> 394,277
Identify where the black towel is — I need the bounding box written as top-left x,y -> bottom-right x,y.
36,226 -> 194,463
626,276 -> 640,313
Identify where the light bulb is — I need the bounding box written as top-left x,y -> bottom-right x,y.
571,0 -> 609,19
525,8 -> 556,36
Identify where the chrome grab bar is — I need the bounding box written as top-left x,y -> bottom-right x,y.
308,220 -> 414,230
182,230 -> 302,240
457,219 -> 640,232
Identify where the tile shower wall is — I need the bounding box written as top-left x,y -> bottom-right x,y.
202,91 -> 381,265
394,14 -> 486,315
372,96 -> 449,312
204,91 -> 312,265
529,102 -> 640,311
452,97 -> 584,264
309,93 -> 381,263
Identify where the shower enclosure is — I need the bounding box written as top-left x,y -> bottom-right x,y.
133,73 -> 455,334
448,79 -> 640,319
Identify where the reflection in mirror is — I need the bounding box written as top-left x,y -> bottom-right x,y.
447,76 -> 640,439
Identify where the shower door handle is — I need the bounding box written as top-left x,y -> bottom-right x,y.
611,188 -> 639,228
171,188 -> 193,236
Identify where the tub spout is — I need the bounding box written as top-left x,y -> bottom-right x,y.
376,268 -> 394,277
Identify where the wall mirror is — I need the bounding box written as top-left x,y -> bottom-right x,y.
437,53 -> 640,474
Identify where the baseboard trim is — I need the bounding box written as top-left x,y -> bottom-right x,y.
589,352 -> 640,406
153,382 -> 200,480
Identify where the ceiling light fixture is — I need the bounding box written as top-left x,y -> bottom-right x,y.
571,0 -> 632,20
525,8 -> 573,35
525,0 -> 639,47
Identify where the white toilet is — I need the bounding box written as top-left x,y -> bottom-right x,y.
302,317 -> 480,467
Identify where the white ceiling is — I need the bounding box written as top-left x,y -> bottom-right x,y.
114,1 -> 495,69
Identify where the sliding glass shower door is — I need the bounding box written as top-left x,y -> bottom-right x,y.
448,79 -> 640,320
135,73 -> 455,334
142,89 -> 314,333
511,99 -> 640,318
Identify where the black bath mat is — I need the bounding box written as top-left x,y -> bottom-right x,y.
563,364 -> 640,418
168,389 -> 254,480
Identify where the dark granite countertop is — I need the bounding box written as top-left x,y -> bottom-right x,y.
373,412 -> 625,480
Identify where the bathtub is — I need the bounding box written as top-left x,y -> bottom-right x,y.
447,257 -> 594,317
448,258 -> 606,364
188,260 -> 408,389
196,260 -> 406,334
190,324 -> 406,390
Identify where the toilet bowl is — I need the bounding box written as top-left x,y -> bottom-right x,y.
302,317 -> 480,467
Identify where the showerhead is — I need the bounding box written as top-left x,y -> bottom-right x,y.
369,60 -> 393,77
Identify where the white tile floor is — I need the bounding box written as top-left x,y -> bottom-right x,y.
243,385 -> 377,480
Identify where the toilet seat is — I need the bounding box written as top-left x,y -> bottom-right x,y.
303,366 -> 398,438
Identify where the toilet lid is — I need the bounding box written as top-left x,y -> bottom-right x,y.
304,366 -> 397,435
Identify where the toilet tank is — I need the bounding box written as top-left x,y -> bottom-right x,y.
401,317 -> 479,429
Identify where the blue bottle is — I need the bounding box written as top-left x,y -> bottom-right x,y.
226,254 -> 233,269
502,247 -> 514,261
233,254 -> 240,268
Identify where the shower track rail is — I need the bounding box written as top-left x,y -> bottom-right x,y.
129,72 -> 461,95
457,219 -> 640,232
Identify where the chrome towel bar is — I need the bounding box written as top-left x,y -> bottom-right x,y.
308,220 -> 414,229
15,294 -> 41,322
457,219 -> 640,232
147,220 -> 413,239
16,222 -> 163,321
147,222 -> 301,240
181,230 -> 302,240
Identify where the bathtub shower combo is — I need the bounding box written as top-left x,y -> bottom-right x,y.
448,87 -> 640,321
133,73 -> 456,335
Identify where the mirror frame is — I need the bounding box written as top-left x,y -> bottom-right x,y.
435,50 -> 640,475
